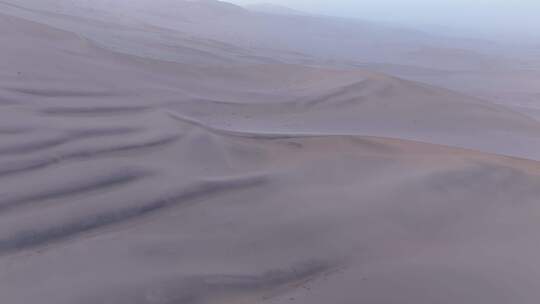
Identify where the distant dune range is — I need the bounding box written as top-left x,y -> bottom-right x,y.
1,1 -> 540,304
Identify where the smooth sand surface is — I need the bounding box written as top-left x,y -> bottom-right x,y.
1,1 -> 540,303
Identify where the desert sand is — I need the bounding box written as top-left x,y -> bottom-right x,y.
1,1 -> 540,303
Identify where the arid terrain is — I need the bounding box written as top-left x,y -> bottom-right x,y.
1,1 -> 540,303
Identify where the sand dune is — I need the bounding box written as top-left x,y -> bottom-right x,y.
1,2 -> 540,304
244,3 -> 306,16
2,116 -> 540,303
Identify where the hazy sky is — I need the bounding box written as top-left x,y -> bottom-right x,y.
230,0 -> 540,36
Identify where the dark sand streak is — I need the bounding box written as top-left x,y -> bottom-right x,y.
0,168 -> 150,213
0,135 -> 181,178
0,175 -> 268,254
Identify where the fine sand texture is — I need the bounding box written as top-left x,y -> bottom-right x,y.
1,1 -> 540,303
